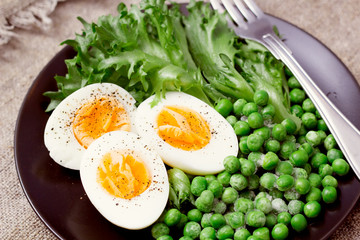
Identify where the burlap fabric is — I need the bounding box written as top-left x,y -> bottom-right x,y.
1,0 -> 359,239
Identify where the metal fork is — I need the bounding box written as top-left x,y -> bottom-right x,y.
211,0 -> 360,179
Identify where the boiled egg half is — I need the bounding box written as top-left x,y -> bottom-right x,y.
44,83 -> 137,170
80,131 -> 169,230
135,92 -> 239,175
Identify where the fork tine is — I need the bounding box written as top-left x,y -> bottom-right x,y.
233,0 -> 256,23
243,0 -> 264,17
209,0 -> 225,13
221,0 -> 247,27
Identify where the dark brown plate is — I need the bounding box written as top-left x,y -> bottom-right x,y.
14,5 -> 360,240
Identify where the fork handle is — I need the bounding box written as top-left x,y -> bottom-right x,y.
263,33 -> 360,179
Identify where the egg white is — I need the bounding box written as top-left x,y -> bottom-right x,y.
135,92 -> 239,175
80,131 -> 169,230
44,83 -> 137,170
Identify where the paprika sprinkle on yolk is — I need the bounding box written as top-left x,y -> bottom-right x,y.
156,105 -> 211,151
72,97 -> 130,149
97,150 -> 151,199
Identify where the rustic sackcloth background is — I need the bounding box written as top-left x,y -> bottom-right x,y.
1,0 -> 360,239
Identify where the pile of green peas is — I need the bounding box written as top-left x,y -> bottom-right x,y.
150,71 -> 350,240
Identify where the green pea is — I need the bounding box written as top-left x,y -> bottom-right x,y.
286,69 -> 295,79
290,105 -> 304,117
306,187 -> 322,202
234,121 -> 251,136
179,236 -> 192,240
302,112 -> 317,129
317,119 -> 329,132
318,164 -> 333,178
239,136 -> 251,154
200,213 -> 212,228
288,76 -> 301,88
225,212 -> 245,229
304,163 -> 312,175
183,221 -> 201,239
321,186 -> 338,205
226,115 -> 237,127
205,175 -> 216,184
151,223 -> 170,239
304,201 -> 321,218
277,212 -> 292,225
279,141 -> 296,159
253,90 -> 269,106
247,133 -> 264,152
332,158 -> 350,176
254,126 -> 271,141
217,225 -> 234,240
265,139 -> 281,153
261,152 -> 279,170
215,98 -> 233,117
281,118 -> 297,135
271,223 -> 289,240
248,112 -> 264,129
200,226 -> 216,240
294,178 -> 311,195
188,209 -> 203,222
302,98 -> 316,112
230,174 -> 248,191
322,175 -> 338,188
242,102 -> 258,116
276,174 -> 295,191
164,208 -> 182,227
223,155 -> 240,174
291,214 -> 307,232
213,201 -> 227,214
246,210 -> 266,228
241,159 -> 256,177
265,213 -> 277,228
298,125 -> 308,136
308,173 -> 322,188
233,99 -> 247,117
299,142 -> 313,156
217,171 -> 231,186
253,227 -> 270,240
255,197 -> 272,214
248,152 -> 263,164
290,149 -> 309,167
262,104 -> 276,120
195,190 -> 214,213
207,180 -> 223,198
305,130 -> 321,146
284,188 -> 301,201
272,124 -> 287,141
157,235 -> 173,240
176,214 -> 188,229
317,130 -> 327,143
269,189 -> 284,199
234,198 -> 254,213
290,88 -> 305,104
248,175 -> 260,190
234,228 -> 251,240
275,161 -> 293,175
297,135 -> 306,144
260,173 -> 277,190
271,198 -> 288,214
222,187 -> 239,204
327,148 -> 344,164
191,176 -> 208,197
324,134 -> 337,150
209,213 -> 226,229
288,200 -> 305,215
311,153 -> 328,168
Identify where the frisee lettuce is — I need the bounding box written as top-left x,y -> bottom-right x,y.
44,0 -> 300,129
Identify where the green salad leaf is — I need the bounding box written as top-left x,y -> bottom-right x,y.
167,168 -> 193,210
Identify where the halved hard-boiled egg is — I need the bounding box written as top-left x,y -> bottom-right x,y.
135,92 -> 239,175
80,131 -> 169,230
44,83 -> 137,170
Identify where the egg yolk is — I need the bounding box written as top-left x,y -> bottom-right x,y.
156,105 -> 211,151
72,97 -> 130,149
97,150 -> 151,199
